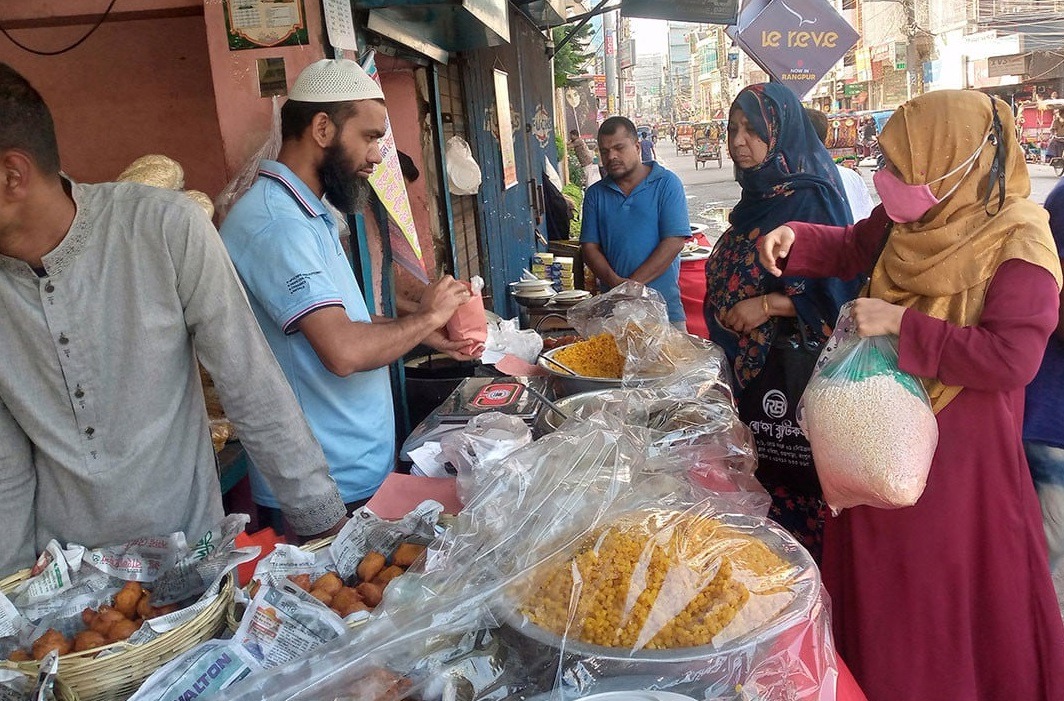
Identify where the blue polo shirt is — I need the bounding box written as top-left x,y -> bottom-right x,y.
580,162 -> 690,321
220,160 -> 394,507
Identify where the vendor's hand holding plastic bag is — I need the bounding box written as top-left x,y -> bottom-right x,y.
798,302 -> 939,514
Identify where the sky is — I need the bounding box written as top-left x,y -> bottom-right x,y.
630,18 -> 669,57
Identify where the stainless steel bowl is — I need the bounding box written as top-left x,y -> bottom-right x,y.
534,389 -> 624,434
537,346 -> 624,397
497,513 -> 819,681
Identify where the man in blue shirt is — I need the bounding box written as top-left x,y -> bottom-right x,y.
1027,177 -> 1064,572
221,59 -> 470,529
581,116 -> 690,328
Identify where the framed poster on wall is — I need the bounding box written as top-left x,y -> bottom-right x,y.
494,69 -> 519,190
223,0 -> 309,51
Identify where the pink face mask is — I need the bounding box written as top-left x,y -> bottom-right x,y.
873,168 -> 939,223
873,137 -> 989,223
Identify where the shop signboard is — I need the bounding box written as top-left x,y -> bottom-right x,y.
894,41 -> 906,71
988,53 -> 1028,77
594,74 -> 608,98
734,0 -> 859,99
622,0 -> 740,26
843,81 -> 864,96
619,39 -> 636,70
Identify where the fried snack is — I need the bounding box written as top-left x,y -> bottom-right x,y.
107,619 -> 139,644
335,599 -> 370,618
331,587 -> 362,611
551,333 -> 625,379
356,582 -> 383,607
312,572 -> 344,596
73,630 -> 108,653
136,592 -> 154,619
32,629 -> 71,660
309,589 -> 333,607
391,543 -> 425,568
81,607 -> 98,627
114,581 -> 143,618
90,607 -> 126,636
8,650 -> 31,662
356,552 -> 386,583
372,566 -> 404,587
288,574 -> 313,592
349,667 -> 413,701
520,513 -> 792,650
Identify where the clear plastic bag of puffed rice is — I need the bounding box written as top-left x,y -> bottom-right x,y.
797,302 -> 939,514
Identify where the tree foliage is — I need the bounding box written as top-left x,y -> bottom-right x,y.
552,24 -> 596,88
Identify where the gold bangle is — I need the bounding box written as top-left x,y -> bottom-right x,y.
761,294 -> 770,316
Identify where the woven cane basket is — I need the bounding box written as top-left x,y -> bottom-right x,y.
0,570 -> 233,701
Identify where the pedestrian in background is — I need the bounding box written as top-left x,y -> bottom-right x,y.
703,83 -> 861,560
1027,176 -> 1064,579
805,108 -> 874,221
638,129 -> 656,163
760,89 -> 1064,701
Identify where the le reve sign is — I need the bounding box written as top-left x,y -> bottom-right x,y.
733,0 -> 858,99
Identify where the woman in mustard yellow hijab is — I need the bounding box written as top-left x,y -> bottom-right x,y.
759,90 -> 1064,701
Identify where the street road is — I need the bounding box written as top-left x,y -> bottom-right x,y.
651,137 -> 1063,242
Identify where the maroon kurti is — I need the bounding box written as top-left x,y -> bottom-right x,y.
786,208 -> 1064,700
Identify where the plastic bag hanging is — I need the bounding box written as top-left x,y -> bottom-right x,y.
798,302 -> 939,514
446,136 -> 482,196
215,96 -> 283,222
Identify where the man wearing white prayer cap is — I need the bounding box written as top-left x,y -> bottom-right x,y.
221,59 -> 471,533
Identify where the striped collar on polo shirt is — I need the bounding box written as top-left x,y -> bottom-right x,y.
257,160 -> 327,219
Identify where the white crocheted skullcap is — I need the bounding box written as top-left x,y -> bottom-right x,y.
288,59 -> 385,103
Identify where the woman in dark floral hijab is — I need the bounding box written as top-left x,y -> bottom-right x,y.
704,83 -> 863,557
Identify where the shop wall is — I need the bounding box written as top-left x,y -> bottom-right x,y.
202,0 -> 326,181
378,57 -> 438,280
0,12 -> 228,196
461,10 -> 557,317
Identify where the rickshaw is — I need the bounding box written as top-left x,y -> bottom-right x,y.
1034,98 -> 1064,176
675,122 -> 695,155
693,121 -> 723,169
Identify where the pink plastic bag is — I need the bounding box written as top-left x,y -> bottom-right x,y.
446,278 -> 487,358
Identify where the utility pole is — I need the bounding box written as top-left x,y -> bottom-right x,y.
903,0 -> 922,100
604,10 -> 618,116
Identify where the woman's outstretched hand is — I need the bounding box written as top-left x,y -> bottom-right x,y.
759,225 -> 795,276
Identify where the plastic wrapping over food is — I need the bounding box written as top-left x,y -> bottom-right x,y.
440,414 -> 533,499
565,282 -> 731,394
799,302 -> 939,514
224,399 -> 837,701
0,515 -> 256,661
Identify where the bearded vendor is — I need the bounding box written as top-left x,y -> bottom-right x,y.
220,60 -> 471,532
0,63 -> 349,575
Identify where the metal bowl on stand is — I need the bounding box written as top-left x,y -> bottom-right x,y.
496,514 -> 820,686
537,347 -> 625,397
